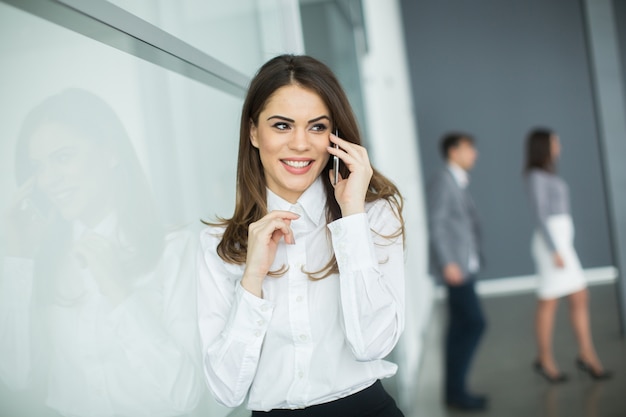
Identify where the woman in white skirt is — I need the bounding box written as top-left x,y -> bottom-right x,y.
524,128 -> 611,383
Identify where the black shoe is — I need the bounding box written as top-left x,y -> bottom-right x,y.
575,358 -> 613,380
533,360 -> 569,384
445,394 -> 488,411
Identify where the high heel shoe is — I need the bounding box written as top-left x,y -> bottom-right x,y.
575,358 -> 613,380
533,360 -> 569,384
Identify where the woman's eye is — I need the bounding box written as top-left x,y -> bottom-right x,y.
273,122 -> 290,131
311,124 -> 328,132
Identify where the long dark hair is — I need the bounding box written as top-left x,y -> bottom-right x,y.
207,54 -> 404,279
524,127 -> 556,174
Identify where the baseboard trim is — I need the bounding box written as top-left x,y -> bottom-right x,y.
435,266 -> 619,299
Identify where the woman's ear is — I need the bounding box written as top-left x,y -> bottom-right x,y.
250,119 -> 259,149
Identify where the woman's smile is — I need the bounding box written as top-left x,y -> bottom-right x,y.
282,158 -> 314,171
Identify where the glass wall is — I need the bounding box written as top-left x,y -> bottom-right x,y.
106,0 -> 303,77
300,0 -> 369,144
0,1 -> 428,416
0,1 -> 302,416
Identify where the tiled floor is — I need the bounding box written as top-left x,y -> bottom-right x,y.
408,283 -> 626,417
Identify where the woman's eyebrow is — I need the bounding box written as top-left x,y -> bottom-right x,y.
267,115 -> 294,122
308,115 -> 330,123
266,115 -> 330,123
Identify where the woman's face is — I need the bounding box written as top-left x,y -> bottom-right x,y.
550,134 -> 561,160
250,84 -> 332,203
28,122 -> 116,226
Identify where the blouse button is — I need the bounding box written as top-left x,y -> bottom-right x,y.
260,304 -> 270,312
254,330 -> 261,337
296,295 -> 303,302
298,371 -> 304,378
299,334 -> 308,341
256,319 -> 265,326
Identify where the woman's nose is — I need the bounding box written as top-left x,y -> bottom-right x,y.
288,128 -> 310,151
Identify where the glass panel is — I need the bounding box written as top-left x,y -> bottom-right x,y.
0,3 -> 240,416
106,0 -> 298,76
300,0 -> 368,144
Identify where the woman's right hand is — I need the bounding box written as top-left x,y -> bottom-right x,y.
552,252 -> 565,268
5,178 -> 49,258
241,210 -> 300,297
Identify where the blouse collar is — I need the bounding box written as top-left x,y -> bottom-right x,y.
72,211 -> 118,241
266,177 -> 327,226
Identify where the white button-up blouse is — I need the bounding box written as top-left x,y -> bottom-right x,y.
196,177 -> 405,411
0,216 -> 202,417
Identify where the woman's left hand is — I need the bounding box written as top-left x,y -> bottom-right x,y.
328,133 -> 373,216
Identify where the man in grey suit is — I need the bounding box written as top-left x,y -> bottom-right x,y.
427,132 -> 487,411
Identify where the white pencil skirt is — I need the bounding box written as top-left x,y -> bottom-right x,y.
531,214 -> 587,300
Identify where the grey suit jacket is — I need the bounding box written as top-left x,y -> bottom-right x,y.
427,167 -> 482,282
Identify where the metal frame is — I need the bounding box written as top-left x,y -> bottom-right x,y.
3,0 -> 250,97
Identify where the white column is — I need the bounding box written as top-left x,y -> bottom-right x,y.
361,0 -> 433,408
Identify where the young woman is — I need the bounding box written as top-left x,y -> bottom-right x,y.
524,128 -> 611,383
1,89 -> 202,416
197,55 -> 406,416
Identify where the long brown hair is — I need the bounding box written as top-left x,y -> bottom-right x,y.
524,127 -> 556,174
207,54 -> 404,279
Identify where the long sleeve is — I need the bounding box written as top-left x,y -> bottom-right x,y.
527,171 -> 557,252
34,230 -> 205,417
0,230 -> 207,417
427,173 -> 456,267
328,199 -> 405,361
89,230 -> 202,417
196,228 -> 275,408
0,257 -> 35,389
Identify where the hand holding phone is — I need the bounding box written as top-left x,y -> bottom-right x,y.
333,129 -> 340,185
6,177 -> 49,257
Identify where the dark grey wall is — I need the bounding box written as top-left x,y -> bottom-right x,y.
400,0 -> 613,280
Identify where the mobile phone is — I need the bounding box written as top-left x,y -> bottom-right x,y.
333,129 -> 339,185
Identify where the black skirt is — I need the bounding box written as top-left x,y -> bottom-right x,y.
251,380 -> 404,417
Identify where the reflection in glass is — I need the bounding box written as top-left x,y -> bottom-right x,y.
0,89 -> 203,417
